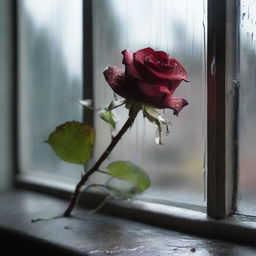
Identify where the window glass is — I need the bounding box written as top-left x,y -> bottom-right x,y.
18,0 -> 83,180
19,0 -> 207,206
92,0 -> 207,205
238,0 -> 256,215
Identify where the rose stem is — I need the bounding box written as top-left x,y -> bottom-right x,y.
63,112 -> 138,217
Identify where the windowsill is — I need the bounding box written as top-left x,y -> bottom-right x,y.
15,173 -> 256,244
0,189 -> 256,256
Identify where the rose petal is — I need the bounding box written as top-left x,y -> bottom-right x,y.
160,96 -> 188,116
138,81 -> 170,97
122,50 -> 142,80
154,51 -> 169,60
103,66 -> 129,98
134,47 -> 155,68
166,80 -> 184,96
134,48 -> 168,84
169,59 -> 189,81
145,52 -> 169,71
134,48 -> 188,85
146,58 -> 189,82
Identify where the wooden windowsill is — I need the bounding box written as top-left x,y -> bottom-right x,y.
0,189 -> 256,256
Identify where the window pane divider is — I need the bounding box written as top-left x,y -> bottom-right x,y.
13,0 -> 244,222
83,0 -> 94,126
12,0 -> 20,180
207,0 -> 239,218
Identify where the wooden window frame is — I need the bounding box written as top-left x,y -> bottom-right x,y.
207,0 -> 240,218
12,0 -> 256,243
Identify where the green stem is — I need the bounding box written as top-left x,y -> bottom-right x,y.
63,111 -> 138,217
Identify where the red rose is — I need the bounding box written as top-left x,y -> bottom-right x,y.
103,47 -> 188,115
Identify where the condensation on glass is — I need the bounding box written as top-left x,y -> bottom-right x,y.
18,0 -> 83,180
92,0 -> 207,205
238,0 -> 256,215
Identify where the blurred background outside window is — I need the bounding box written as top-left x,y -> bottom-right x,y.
238,0 -> 256,216
19,0 -> 207,206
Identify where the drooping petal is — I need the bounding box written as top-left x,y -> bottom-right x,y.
103,66 -> 129,99
165,80 -> 183,96
122,49 -> 142,80
160,96 -> 188,116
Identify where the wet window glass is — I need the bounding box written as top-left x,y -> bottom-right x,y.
19,0 -> 207,206
92,0 -> 207,205
18,0 -> 83,181
237,0 -> 256,215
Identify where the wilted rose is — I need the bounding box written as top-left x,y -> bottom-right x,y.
103,47 -> 188,115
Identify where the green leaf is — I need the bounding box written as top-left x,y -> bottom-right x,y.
106,179 -> 140,200
47,121 -> 95,164
99,110 -> 118,129
107,161 -> 151,192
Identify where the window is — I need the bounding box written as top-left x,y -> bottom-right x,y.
237,0 -> 256,216
18,0 -> 207,207
92,0 -> 207,206
14,0 -> 256,228
18,0 -> 83,182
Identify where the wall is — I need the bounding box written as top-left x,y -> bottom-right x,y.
0,0 -> 13,191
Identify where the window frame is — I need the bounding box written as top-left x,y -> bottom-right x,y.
207,0 -> 239,218
12,0 -> 256,242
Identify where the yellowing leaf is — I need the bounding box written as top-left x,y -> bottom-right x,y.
47,121 -> 95,164
99,110 -> 118,129
107,161 -> 151,192
106,179 -> 140,200
142,105 -> 170,145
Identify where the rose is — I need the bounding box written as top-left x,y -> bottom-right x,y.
103,47 -> 188,115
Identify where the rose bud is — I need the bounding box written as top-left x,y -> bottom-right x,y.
103,47 -> 188,116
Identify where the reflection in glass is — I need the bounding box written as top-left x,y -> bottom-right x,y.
92,0 -> 207,205
238,0 -> 256,215
19,0 -> 83,179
